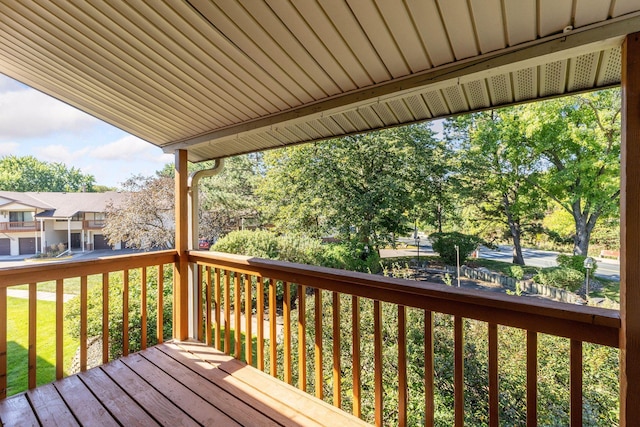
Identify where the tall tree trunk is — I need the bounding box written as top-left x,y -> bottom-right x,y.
502,193 -> 526,265
571,201 -> 600,256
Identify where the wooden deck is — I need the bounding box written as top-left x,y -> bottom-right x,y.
0,341 -> 370,427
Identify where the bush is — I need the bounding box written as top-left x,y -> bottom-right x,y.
507,265 -> 525,280
65,267 -> 173,360
321,242 -> 381,273
430,232 -> 483,266
556,254 -> 598,276
212,230 -> 279,258
534,267 -> 584,292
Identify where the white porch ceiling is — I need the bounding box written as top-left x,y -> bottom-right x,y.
0,1 -> 639,162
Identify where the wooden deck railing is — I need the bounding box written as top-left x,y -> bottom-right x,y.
83,220 -> 105,230
190,250 -> 621,427
0,250 -> 176,399
0,221 -> 40,232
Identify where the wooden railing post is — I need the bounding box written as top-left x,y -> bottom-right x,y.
620,31 -> 640,427
174,149 -> 189,340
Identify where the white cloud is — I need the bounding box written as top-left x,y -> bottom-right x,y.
38,144 -> 89,164
0,142 -> 18,156
89,135 -> 156,161
0,79 -> 100,139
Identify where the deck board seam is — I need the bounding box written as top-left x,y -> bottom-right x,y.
52,379 -> 115,427
165,342 -> 370,426
152,345 -> 295,427
99,360 -> 199,427
76,366 -> 161,427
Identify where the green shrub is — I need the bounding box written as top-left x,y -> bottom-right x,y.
212,230 -> 279,258
321,242 -> 381,273
430,232 -> 483,266
65,267 -> 173,360
556,254 -> 598,276
534,267 -> 584,292
507,265 -> 525,280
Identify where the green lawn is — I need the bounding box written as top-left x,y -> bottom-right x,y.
590,278 -> 620,303
6,297 -> 78,396
12,274 -> 113,295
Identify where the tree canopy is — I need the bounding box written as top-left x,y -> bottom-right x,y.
0,155 -> 95,192
258,125 -> 445,249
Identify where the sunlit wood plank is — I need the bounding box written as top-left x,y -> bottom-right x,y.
454,316 -> 464,427
374,300 -> 383,426
28,283 -> 36,389
398,305 -> 407,427
123,270 -> 129,357
314,288 -> 323,399
332,291 -> 341,408
56,279 -> 63,380
257,276 -> 264,371
284,282 -> 292,384
298,285 -> 306,391
352,295 -> 361,417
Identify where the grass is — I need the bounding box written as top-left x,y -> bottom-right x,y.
590,277 -> 620,303
6,296 -> 78,396
12,273 -> 118,295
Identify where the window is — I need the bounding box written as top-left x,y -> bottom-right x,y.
9,212 -> 33,222
71,213 -> 83,221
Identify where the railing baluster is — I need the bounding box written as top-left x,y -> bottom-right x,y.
214,268 -> 221,350
374,300 -> 383,427
224,270 -> 231,355
352,295 -> 361,418
284,282 -> 292,384
205,266 -> 212,347
0,286 -> 5,399
234,273 -> 242,360
80,276 -> 87,371
454,316 -> 464,427
56,279 -> 63,380
425,311 -> 434,427
197,265 -> 203,341
269,278 -> 277,377
570,340 -> 583,427
489,323 -> 499,427
298,285 -> 306,391
28,283 -> 36,389
123,270 -> 129,357
399,305 -> 407,427
527,331 -> 538,427
245,275 -> 253,366
332,291 -> 341,408
257,276 -> 264,371
157,265 -> 163,345
141,267 -> 147,350
102,274 -> 110,364
314,288 -> 323,399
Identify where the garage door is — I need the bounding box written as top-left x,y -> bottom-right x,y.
0,238 -> 10,255
19,237 -> 36,255
94,234 -> 112,250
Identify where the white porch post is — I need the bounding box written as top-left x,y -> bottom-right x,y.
39,219 -> 45,253
67,218 -> 71,254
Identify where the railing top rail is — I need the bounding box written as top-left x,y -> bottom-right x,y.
0,250 -> 177,287
191,250 -> 620,348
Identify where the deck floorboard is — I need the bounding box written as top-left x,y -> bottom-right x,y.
0,342 -> 371,427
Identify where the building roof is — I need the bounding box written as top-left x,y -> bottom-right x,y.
0,191 -> 125,219
0,1 -> 639,162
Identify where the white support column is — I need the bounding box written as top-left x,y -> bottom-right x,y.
67,218 -> 71,254
39,219 -> 45,253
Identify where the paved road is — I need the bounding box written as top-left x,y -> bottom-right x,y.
392,237 -> 620,281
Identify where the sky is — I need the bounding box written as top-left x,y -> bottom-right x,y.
0,74 -> 174,189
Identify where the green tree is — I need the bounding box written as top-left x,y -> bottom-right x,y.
447,111 -> 545,264
0,155 -> 95,192
522,89 -> 620,255
258,125 -> 445,249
